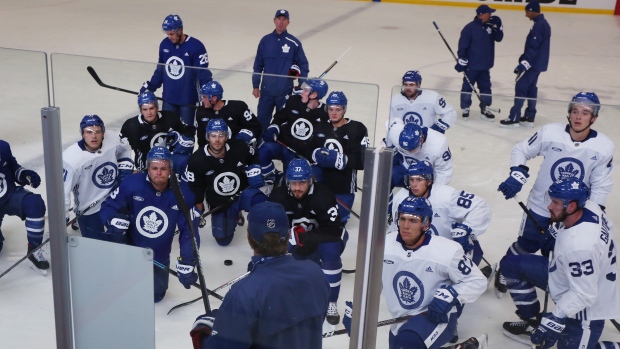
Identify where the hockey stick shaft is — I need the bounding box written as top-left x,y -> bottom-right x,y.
513,196 -> 546,234
152,260 -> 224,301
87,66 -> 162,100
431,22 -> 500,114
335,197 -> 360,219
318,47 -> 352,79
322,314 -> 412,338
175,194 -> 239,234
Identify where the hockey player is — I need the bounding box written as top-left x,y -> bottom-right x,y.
63,115 -> 133,241
259,78 -> 329,187
252,9 -> 310,129
100,146 -> 200,303
185,118 -> 267,246
390,160 -> 492,269
388,70 -> 456,134
344,197 -> 487,349
189,201 -> 329,349
0,140 -> 48,274
496,92 -> 614,297
140,14 -> 212,128
269,158 -> 348,326
194,81 -> 262,151
456,5 -> 503,120
388,122 -> 453,189
309,91 -> 369,225
501,179 -> 620,348
119,91 -> 195,174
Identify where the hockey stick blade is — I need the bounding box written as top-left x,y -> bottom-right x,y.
342,269 -> 355,274
610,319 -> 620,333
168,296 -> 203,315
322,315 -> 412,338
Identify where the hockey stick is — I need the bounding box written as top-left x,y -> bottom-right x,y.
152,260 -> 224,301
87,66 -> 162,99
432,22 -> 500,114
513,196 -> 546,235
173,194 -> 239,233
167,271 -> 250,315
322,314 -> 412,338
169,170 -> 211,313
318,47 -> 352,79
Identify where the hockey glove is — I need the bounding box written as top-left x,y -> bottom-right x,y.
235,129 -> 255,145
498,165 -> 529,200
427,285 -> 460,324
431,120 -> 449,134
176,257 -> 198,289
343,301 -> 353,337
488,16 -> 503,32
451,223 -> 475,252
245,164 -> 265,189
454,58 -> 468,73
105,215 -> 130,243
167,131 -> 195,155
262,125 -> 279,142
288,225 -> 307,246
16,168 -> 41,188
530,313 -> 566,349
140,81 -> 155,94
190,309 -> 219,349
288,64 -> 301,78
514,60 -> 531,75
313,147 -> 348,170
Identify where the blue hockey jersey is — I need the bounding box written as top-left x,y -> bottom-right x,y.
0,140 -> 26,207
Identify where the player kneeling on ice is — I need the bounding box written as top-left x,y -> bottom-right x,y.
189,201 -> 329,349
344,197 -> 487,349
269,158 -> 348,326
501,179 -> 620,349
100,146 -> 201,302
0,140 -> 48,275
185,118 -> 267,246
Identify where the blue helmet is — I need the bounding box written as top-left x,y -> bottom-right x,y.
138,91 -> 158,107
206,118 -> 228,136
399,123 -> 424,152
286,158 -> 313,182
80,115 -> 105,134
568,92 -> 600,116
146,146 -> 173,167
402,70 -> 422,85
326,91 -> 348,107
406,159 -> 434,183
547,178 -> 590,209
303,78 -> 329,99
200,81 -> 224,100
397,197 -> 433,225
162,14 -> 183,31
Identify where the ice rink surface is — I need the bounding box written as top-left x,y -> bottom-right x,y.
1,0 -> 620,347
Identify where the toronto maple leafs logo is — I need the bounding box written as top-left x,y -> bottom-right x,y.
550,158 -> 585,183
165,56 -> 185,80
136,206 -> 169,238
324,139 -> 343,153
150,132 -> 169,148
402,111 -> 424,126
213,172 -> 241,196
291,119 -> 313,140
0,173 -> 6,198
392,271 -> 424,310
92,162 -> 117,189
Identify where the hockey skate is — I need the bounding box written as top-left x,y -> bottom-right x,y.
237,212 -> 245,226
27,244 -> 49,276
326,302 -> 340,325
479,263 -> 497,287
480,106 -> 495,122
462,108 -> 470,120
519,117 -> 535,128
502,313 -> 539,346
499,118 -> 520,128
71,220 -> 80,231
442,333 -> 488,349
494,265 -> 507,298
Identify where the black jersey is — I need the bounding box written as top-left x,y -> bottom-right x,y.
271,95 -> 329,155
119,110 -> 191,171
194,100 -> 262,149
185,139 -> 258,208
310,119 -> 369,194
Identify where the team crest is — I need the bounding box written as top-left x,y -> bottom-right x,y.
165,56 -> 185,80
392,271 -> 424,310
402,112 -> 424,126
0,173 -> 6,198
92,162 -> 117,189
324,139 -> 343,153
136,206 -> 169,239
550,158 -> 584,182
291,119 -> 313,140
214,172 -> 241,196
150,132 -> 169,148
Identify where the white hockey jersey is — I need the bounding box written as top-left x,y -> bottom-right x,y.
511,123 -> 614,216
382,232 -> 486,334
390,185 -> 491,239
548,201 -> 620,321
63,135 -> 133,215
388,124 -> 453,185
389,90 -> 457,133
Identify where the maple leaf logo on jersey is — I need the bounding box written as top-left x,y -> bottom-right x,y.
558,163 -> 580,180
97,167 -> 115,185
142,212 -> 163,233
0,173 -> 6,198
154,136 -> 167,147
170,60 -> 181,76
399,277 -> 418,303
282,44 -> 290,53
218,176 -> 236,193
295,123 -> 309,137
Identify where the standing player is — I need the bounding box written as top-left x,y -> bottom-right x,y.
501,179 -> 620,348
185,119 -> 267,246
194,81 -> 262,151
496,92 -> 614,297
63,115 -> 133,241
252,9 -> 309,129
100,147 -> 200,303
259,78 -> 329,188
119,91 -> 195,174
500,1 -> 551,128
0,140 -> 48,274
391,160 -> 492,269
344,197 -> 487,349
310,91 -> 369,225
455,5 -> 503,120
269,158 -> 348,326
189,202 -> 329,349
141,14 -> 212,129
388,70 -> 456,135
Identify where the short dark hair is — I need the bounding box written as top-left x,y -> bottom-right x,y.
248,232 -> 288,257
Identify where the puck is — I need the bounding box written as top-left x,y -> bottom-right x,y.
224,259 -> 233,266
